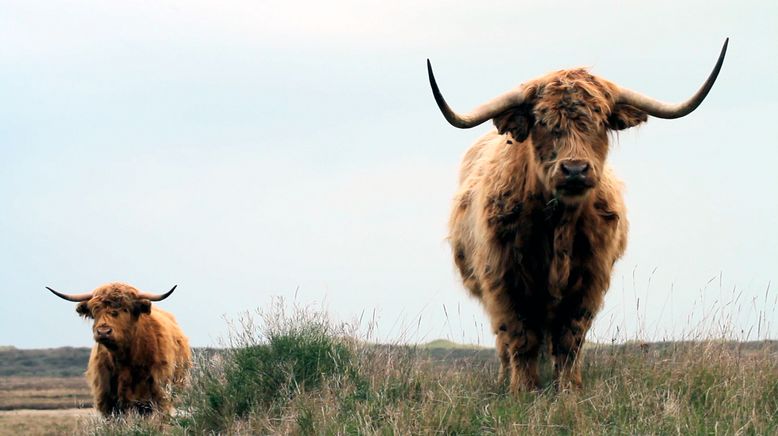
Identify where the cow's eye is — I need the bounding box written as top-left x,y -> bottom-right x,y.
111,311 -> 119,317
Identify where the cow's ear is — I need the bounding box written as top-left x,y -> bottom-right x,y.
76,302 -> 92,319
493,105 -> 534,142
607,104 -> 647,131
132,299 -> 152,317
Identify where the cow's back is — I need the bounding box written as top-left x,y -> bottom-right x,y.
149,307 -> 192,384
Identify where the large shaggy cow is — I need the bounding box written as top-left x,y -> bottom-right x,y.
47,282 -> 191,415
429,40 -> 727,392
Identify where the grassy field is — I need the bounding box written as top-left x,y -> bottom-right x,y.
91,306 -> 777,435
3,305 -> 777,435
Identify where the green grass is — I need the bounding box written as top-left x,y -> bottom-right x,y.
175,305 -> 355,433
82,301 -> 778,435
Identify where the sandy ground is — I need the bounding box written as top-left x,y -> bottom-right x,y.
0,408 -> 96,436
0,408 -> 96,417
0,376 -> 91,411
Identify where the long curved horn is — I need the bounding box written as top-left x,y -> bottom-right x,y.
46,286 -> 93,302
136,285 -> 177,302
427,59 -> 526,128
616,38 -> 728,119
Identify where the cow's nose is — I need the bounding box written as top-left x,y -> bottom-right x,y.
96,326 -> 112,336
560,160 -> 590,178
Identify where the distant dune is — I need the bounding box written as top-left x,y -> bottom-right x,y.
419,339 -> 486,350
0,347 -> 90,377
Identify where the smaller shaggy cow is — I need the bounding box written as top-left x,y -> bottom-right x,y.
47,282 -> 191,416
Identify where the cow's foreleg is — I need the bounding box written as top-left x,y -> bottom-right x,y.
506,322 -> 542,393
94,388 -> 119,416
490,310 -> 541,392
495,332 -> 511,385
87,353 -> 119,416
551,303 -> 594,390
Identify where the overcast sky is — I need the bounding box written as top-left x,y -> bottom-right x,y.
2,0 -> 776,348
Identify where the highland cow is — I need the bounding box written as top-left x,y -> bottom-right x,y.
47,282 -> 191,415
428,40 -> 727,391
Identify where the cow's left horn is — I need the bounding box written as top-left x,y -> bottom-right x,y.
427,59 -> 527,128
46,287 -> 94,302
616,38 -> 728,119
136,285 -> 177,302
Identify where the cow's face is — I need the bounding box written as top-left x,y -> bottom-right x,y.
494,70 -> 647,205
75,284 -> 151,350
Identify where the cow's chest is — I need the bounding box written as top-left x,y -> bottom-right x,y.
490,196 -> 590,300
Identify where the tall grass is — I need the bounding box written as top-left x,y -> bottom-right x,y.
178,300 -> 355,433
83,299 -> 778,435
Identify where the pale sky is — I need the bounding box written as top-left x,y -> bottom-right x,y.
2,0 -> 776,348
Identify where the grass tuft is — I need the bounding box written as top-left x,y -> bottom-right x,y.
175,299 -> 356,433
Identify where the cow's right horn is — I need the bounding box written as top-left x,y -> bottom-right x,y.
136,285 -> 177,302
427,59 -> 527,129
46,287 -> 94,302
615,38 -> 728,119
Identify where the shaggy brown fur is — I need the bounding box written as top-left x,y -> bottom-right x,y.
74,282 -> 191,416
449,69 -> 645,391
